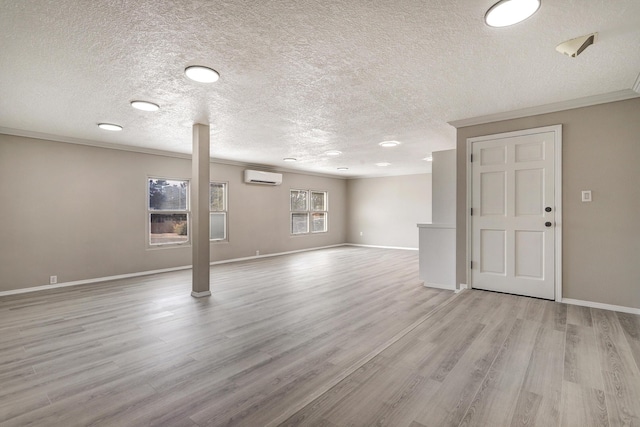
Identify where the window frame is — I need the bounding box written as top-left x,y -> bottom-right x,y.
310,190 -> 328,233
290,189 -> 328,235
147,177 -> 191,248
209,181 -> 228,242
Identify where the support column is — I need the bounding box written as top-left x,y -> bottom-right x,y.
191,123 -> 211,297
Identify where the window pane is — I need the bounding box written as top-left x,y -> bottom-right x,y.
311,212 -> 327,232
150,213 -> 188,245
210,213 -> 226,240
311,191 -> 326,211
290,190 -> 308,211
291,212 -> 309,234
149,179 -> 188,211
210,182 -> 226,211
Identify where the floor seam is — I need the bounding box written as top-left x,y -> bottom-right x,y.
456,312 -> 521,427
266,289 -> 463,427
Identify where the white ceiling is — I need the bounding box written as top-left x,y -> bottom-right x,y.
1,0 -> 639,177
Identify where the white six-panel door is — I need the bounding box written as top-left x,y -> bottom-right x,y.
471,129 -> 558,300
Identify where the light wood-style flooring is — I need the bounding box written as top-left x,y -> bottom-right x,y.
1,247 -> 639,426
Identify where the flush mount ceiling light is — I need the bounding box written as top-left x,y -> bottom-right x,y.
423,155 -> 433,162
485,0 -> 540,27
98,123 -> 123,131
379,140 -> 401,148
130,100 -> 160,111
283,157 -> 297,162
325,150 -> 342,156
184,65 -> 220,83
375,162 -> 391,167
337,167 -> 349,171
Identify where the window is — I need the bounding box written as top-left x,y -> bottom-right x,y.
290,189 -> 327,234
148,178 -> 189,246
210,182 -> 227,241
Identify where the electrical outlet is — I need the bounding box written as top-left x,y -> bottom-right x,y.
581,190 -> 592,202
256,250 -> 260,256
49,275 -> 57,284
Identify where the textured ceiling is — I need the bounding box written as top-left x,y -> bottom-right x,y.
1,0 -> 639,177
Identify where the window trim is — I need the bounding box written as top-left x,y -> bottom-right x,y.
209,181 -> 228,242
147,176 -> 191,248
290,189 -> 328,235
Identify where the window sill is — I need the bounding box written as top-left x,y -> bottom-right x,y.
146,243 -> 191,250
290,231 -> 328,237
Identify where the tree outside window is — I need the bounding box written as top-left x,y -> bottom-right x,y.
148,178 -> 189,245
291,189 -> 327,234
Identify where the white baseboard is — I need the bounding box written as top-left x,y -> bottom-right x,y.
0,244 -> 348,297
209,244 -> 346,265
455,283 -> 469,294
562,298 -> 640,315
191,291 -> 212,298
0,265 -> 193,297
423,282 -> 456,291
346,244 -> 418,251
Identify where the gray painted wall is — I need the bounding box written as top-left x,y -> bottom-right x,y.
346,174 -> 432,248
432,149 -> 456,224
456,97 -> 640,309
0,134 -> 347,292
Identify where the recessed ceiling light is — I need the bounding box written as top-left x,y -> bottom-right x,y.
131,100 -> 160,111
379,140 -> 401,148
98,123 -> 123,131
485,0 -> 540,27
185,65 -> 220,83
375,162 -> 391,167
325,150 -> 342,156
337,167 -> 349,171
283,157 -> 297,162
423,155 -> 433,162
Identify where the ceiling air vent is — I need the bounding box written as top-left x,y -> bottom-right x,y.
556,33 -> 597,58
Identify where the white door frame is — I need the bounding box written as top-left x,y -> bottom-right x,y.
466,125 -> 562,302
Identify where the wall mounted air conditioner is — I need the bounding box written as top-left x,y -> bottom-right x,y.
244,170 -> 282,186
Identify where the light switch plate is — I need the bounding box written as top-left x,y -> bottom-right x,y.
581,190 -> 592,202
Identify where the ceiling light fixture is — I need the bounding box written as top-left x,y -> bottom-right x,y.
337,167 -> 349,171
131,100 -> 160,111
185,65 -> 220,83
325,150 -> 342,156
98,123 -> 123,131
283,157 -> 297,162
485,0 -> 540,27
375,162 -> 391,167
379,140 -> 401,148
423,155 -> 433,162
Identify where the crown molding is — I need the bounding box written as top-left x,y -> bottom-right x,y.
347,169 -> 432,180
0,127 -> 346,180
448,89 -> 640,129
0,127 -> 193,160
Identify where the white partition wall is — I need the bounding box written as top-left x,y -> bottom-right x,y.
418,149 -> 457,290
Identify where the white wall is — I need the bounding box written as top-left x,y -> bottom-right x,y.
431,149 -> 456,224
346,174 -> 432,248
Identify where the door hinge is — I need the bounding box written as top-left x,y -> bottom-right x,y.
470,207 -> 473,216
470,261 -> 473,269
470,154 -> 473,162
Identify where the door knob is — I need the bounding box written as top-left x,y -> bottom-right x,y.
545,207 -> 552,212
545,222 -> 552,227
